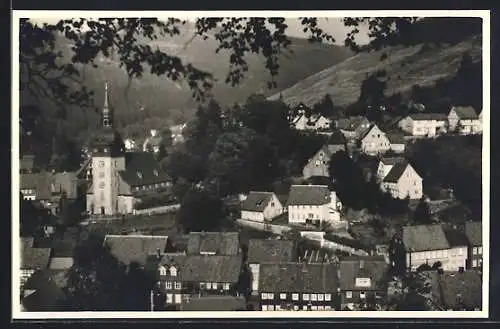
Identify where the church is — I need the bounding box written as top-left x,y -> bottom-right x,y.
86,82 -> 172,216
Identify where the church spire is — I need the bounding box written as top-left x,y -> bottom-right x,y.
102,81 -> 112,128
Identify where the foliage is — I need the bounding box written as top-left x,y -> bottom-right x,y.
311,93 -> 342,118
20,194 -> 50,237
413,197 -> 433,224
134,191 -> 177,210
177,188 -> 226,233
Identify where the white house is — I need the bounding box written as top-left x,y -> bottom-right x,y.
376,157 -> 423,200
240,191 -> 284,222
287,185 -> 342,225
403,224 -> 468,272
124,138 -> 137,151
398,113 -> 448,137
447,106 -> 482,135
357,124 -> 391,155
292,114 -> 332,131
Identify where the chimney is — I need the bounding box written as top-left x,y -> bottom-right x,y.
156,248 -> 161,260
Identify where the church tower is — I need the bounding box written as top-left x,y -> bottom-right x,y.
87,81 -> 126,216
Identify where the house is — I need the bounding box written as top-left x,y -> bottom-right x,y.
442,227 -> 469,271
240,191 -> 284,222
20,154 -> 35,174
21,269 -> 67,312
150,253 -> 243,311
402,224 -> 468,272
386,133 -> 406,153
103,234 -> 170,267
428,270 -> 482,311
287,185 -> 342,225
142,129 -> 162,153
335,116 -> 371,140
85,82 -> 172,216
21,244 -> 51,286
247,239 -> 296,294
376,158 -> 423,200
187,232 -> 240,256
302,140 -> 346,179
20,171 -> 78,206
258,263 -> 339,311
397,113 -> 448,137
464,221 -> 482,269
448,106 -> 482,135
338,256 -> 389,311
357,124 -> 391,155
292,114 -> 332,131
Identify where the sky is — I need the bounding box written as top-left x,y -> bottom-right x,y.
29,17 -> 370,46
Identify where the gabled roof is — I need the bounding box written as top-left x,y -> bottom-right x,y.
442,228 -> 469,248
336,116 -> 369,131
327,129 -> 347,145
380,157 -> 406,166
259,263 -> 338,293
382,161 -> 412,183
241,192 -> 277,212
430,271 -> 482,310
118,152 -> 170,187
402,225 -> 450,252
22,247 -> 51,270
103,234 -> 169,266
408,113 -> 447,121
451,106 -> 479,120
338,255 -> 388,291
464,221 -> 482,246
287,185 -> 331,206
187,232 -> 240,256
248,239 -> 295,263
387,133 -> 406,144
20,171 -> 78,200
358,124 -> 387,142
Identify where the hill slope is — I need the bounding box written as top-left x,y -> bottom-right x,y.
268,35 -> 482,108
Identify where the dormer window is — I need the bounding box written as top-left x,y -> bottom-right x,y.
169,266 -> 177,277
159,266 -> 166,276
137,171 -> 143,179
103,119 -> 110,127
153,169 -> 159,176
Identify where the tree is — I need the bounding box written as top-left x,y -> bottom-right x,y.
413,197 -> 432,224
328,151 -> 366,210
161,147 -> 207,184
178,188 -> 226,233
64,234 -> 127,311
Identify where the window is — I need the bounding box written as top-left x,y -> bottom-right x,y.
303,294 -> 310,301
175,294 -> 182,304
280,293 -> 287,300
292,293 -> 299,301
473,247 -> 477,255
360,291 -> 366,299
318,305 -> 324,311
99,172 -> 105,178
325,305 -> 331,310
159,266 -> 166,276
206,282 -> 212,289
302,305 -> 308,311
275,305 -> 281,311
212,283 -> 218,290
311,294 -> 317,301
479,247 -> 483,254
271,202 -> 275,207
318,294 -> 324,301
223,283 -> 230,290
268,293 -> 274,300
166,282 -> 172,289
294,305 -> 299,311
169,266 -> 177,277
199,282 -> 205,289
99,182 -> 105,189
346,291 -> 352,299
166,294 -> 173,304
268,305 -> 275,311
311,305 -> 318,311
99,161 -> 105,167
153,169 -> 159,176
262,293 -> 268,300
472,260 -> 477,267
174,282 -> 181,290
325,294 -> 331,301
262,305 -> 268,311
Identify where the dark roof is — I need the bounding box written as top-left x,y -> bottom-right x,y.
464,221 -> 482,246
287,185 -> 331,206
104,235 -> 169,266
387,133 -> 406,144
259,263 -> 338,293
452,106 -> 479,120
443,228 -> 469,247
383,161 -> 412,183
338,256 -> 388,291
435,204 -> 472,224
430,271 -> 482,310
402,225 -> 450,252
22,270 -> 67,312
380,156 -> 406,166
20,171 -> 78,200
358,124 -> 383,141
182,296 -> 246,311
327,129 -> 347,145
22,247 -> 51,270
187,232 -> 240,256
241,192 -> 276,212
247,239 -> 295,263
336,116 -> 369,131
408,113 -> 447,121
156,254 -> 242,282
118,152 -> 170,187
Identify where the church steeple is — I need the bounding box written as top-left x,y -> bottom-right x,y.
102,81 -> 112,128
